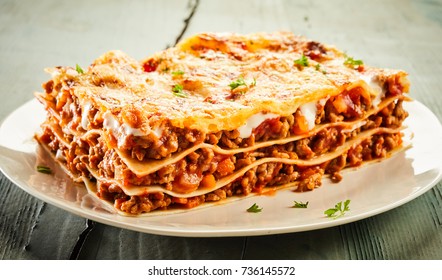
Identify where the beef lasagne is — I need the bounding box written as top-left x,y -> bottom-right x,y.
35,32 -> 410,215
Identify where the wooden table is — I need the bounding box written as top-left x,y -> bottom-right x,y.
1,0 -> 441,260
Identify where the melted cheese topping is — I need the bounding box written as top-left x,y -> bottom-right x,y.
46,31 -> 408,135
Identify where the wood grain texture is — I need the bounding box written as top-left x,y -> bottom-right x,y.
0,0 -> 441,260
0,173 -> 86,259
77,223 -> 245,260
339,190 -> 442,260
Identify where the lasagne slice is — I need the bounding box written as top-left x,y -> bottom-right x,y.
35,32 -> 410,215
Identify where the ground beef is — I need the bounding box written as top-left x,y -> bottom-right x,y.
88,128 -> 404,214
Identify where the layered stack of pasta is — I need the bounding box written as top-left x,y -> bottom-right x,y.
35,32 -> 410,215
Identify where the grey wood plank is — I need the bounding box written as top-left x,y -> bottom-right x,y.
0,173 -> 87,259
340,187 -> 442,260
77,223 -> 245,260
244,227 -> 349,260
0,173 -> 44,259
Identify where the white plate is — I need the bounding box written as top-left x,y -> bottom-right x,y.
0,99 -> 441,237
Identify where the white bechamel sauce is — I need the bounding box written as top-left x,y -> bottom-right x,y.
372,89 -> 386,107
81,102 -> 92,130
319,96 -> 329,107
238,112 -> 279,138
55,149 -> 66,161
103,111 -> 149,146
121,123 -> 145,137
103,111 -> 124,145
69,102 -> 76,114
152,127 -> 163,138
360,74 -> 385,107
103,111 -> 120,134
300,101 -> 318,130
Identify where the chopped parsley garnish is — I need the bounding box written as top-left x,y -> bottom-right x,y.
172,84 -> 187,98
229,77 -> 248,90
37,165 -> 52,174
171,70 -> 185,76
344,56 -> 364,68
75,64 -> 84,74
315,63 -> 327,74
250,77 -> 257,87
229,77 -> 256,92
324,199 -> 351,219
247,203 -> 263,213
292,201 -> 309,208
294,54 -> 309,68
